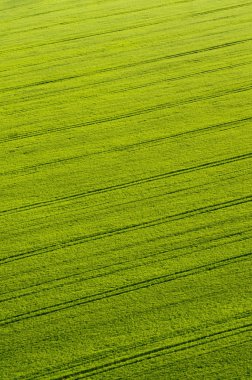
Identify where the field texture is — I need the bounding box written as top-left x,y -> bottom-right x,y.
1,0 -> 252,379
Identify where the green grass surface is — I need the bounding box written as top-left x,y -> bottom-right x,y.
0,0 -> 252,378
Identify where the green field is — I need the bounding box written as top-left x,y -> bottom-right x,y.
0,0 -> 252,378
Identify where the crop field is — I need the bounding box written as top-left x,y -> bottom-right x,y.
0,0 -> 252,379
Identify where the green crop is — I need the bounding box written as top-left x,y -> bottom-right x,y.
0,1 -> 251,379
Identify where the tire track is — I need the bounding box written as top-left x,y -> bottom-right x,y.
1,211 -> 248,285
1,229 -> 250,304
1,116 -> 251,178
47,324 -> 252,379
16,312 -> 251,380
2,2 -> 170,27
0,251 -> 250,326
0,17 -> 172,55
2,3 -> 173,38
1,37 -> 251,93
1,82 -> 252,144
1,1 -> 252,378
1,195 -> 251,265
111,61 -> 252,95
192,1 -> 252,17
1,153 -> 251,216
3,60 -> 250,108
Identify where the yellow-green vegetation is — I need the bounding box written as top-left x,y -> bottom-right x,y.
0,0 -> 252,378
